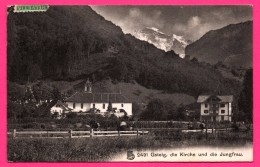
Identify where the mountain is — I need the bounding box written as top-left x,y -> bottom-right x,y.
133,27 -> 191,58
7,6 -> 241,99
185,21 -> 252,68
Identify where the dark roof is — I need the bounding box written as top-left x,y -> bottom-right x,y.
65,92 -> 131,103
197,95 -> 233,103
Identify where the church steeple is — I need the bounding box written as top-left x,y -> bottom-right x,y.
84,78 -> 92,93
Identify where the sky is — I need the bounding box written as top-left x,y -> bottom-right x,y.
91,5 -> 252,41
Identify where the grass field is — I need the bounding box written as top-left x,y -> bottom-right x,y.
8,131 -> 252,162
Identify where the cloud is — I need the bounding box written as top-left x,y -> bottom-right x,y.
188,16 -> 201,27
210,8 -> 234,21
173,16 -> 212,41
118,8 -> 165,34
172,7 -> 251,41
129,8 -> 142,17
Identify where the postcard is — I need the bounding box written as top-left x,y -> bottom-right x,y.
2,2 -> 256,166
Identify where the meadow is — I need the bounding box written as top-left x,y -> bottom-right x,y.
8,131 -> 252,162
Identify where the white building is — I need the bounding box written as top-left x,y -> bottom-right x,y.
197,95 -> 233,122
64,79 -> 132,117
50,100 -> 72,119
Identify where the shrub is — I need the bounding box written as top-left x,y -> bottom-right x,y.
66,112 -> 77,119
231,122 -> 239,132
40,124 -> 46,129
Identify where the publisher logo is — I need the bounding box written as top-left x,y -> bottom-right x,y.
127,150 -> 135,160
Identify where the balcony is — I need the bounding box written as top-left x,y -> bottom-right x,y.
209,106 -> 219,110
209,110 -> 218,116
209,113 -> 218,116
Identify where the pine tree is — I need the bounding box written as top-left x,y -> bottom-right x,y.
238,69 -> 253,122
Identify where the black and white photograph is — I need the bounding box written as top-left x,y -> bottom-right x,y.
7,5 -> 253,162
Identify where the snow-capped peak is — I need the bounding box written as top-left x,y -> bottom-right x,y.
146,27 -> 165,35
172,34 -> 189,46
133,27 -> 191,59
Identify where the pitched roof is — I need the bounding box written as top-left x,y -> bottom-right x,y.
197,95 -> 233,103
65,92 -> 131,103
51,100 -> 72,111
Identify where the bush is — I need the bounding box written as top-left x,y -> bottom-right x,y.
231,122 -> 239,132
66,112 -> 77,119
40,124 -> 46,129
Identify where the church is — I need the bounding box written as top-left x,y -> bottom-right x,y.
64,79 -> 132,117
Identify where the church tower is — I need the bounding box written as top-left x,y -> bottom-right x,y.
84,78 -> 92,93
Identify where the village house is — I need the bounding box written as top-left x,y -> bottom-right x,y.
50,100 -> 72,119
197,95 -> 233,122
64,79 -> 132,117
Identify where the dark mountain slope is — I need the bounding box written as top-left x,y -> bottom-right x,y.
7,6 -> 241,98
185,21 -> 252,68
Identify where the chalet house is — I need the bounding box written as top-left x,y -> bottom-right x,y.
197,95 -> 233,122
50,100 -> 72,119
64,79 -> 132,117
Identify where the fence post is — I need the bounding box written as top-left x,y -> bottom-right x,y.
90,129 -> 94,138
226,123 -> 228,133
118,130 -> 121,136
13,129 -> 16,139
137,129 -> 139,137
69,129 -> 72,138
205,121 -> 208,140
142,130 -> 144,136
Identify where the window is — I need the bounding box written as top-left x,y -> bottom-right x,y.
73,103 -> 75,109
205,104 -> 208,108
93,104 -> 95,108
81,103 -> 83,109
204,110 -> 208,114
220,103 -> 225,107
221,116 -> 224,121
121,104 -> 124,107
221,110 -> 225,114
103,104 -> 105,109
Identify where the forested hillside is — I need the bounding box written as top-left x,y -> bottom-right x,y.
7,6 -> 241,98
185,21 -> 252,68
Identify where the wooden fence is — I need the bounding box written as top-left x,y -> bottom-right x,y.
7,129 -> 149,139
